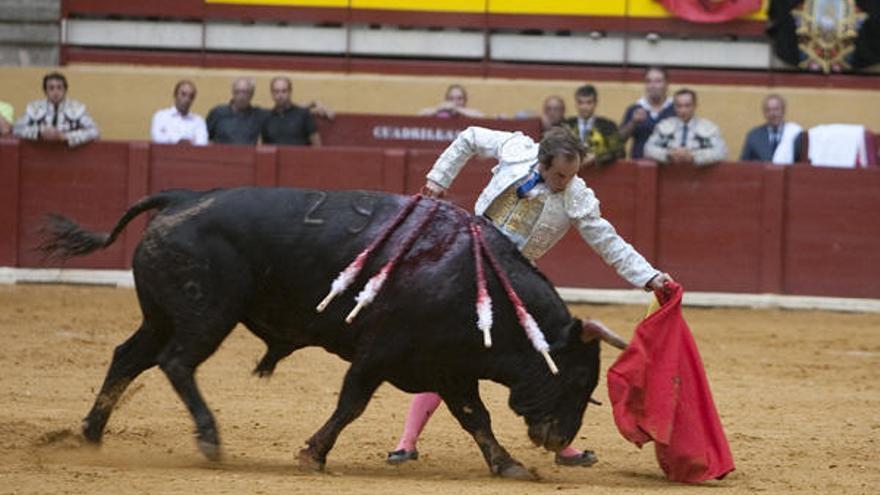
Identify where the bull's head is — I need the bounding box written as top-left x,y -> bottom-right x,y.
514,318 -> 628,453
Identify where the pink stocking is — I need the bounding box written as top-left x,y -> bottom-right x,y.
558,445 -> 582,457
394,392 -> 442,451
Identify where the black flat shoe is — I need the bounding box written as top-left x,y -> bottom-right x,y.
386,449 -> 419,465
554,450 -> 598,467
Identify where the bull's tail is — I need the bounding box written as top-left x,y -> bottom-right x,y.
38,190 -> 196,261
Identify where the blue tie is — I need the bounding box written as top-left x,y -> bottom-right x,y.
680,123 -> 689,146
516,170 -> 544,198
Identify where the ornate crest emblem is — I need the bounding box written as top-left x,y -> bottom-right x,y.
794,0 -> 867,73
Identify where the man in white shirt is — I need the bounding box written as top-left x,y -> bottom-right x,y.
150,80 -> 208,146
619,66 -> 675,159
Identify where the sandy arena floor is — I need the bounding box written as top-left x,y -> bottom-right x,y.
0,284 -> 878,494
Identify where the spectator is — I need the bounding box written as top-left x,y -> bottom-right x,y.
619,66 -> 675,159
541,95 -> 566,135
150,80 -> 208,146
0,100 -> 12,136
261,76 -> 322,146
206,77 -> 268,145
644,89 -> 727,166
563,84 -> 624,166
13,72 -> 99,147
740,94 -> 802,164
418,84 -> 484,118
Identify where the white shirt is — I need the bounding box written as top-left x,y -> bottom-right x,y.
771,121 -> 802,165
636,96 -> 673,119
150,106 -> 208,145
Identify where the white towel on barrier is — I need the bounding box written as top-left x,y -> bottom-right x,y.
808,124 -> 867,168
772,122 -> 803,164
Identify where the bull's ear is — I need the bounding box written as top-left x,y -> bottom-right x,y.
570,317 -> 585,344
550,318 -> 583,353
580,318 -> 628,350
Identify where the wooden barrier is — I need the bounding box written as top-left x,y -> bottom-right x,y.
538,160 -> 657,289
0,139 -> 21,267
1,138 -> 878,298
276,146 -> 404,191
784,166 -> 880,298
14,140 -> 131,269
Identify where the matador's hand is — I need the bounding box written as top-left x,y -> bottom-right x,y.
647,272 -> 675,293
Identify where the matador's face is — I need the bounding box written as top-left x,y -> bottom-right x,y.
540,155 -> 580,193
44,78 -> 66,105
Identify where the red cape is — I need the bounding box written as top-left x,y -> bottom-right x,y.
607,282 -> 735,482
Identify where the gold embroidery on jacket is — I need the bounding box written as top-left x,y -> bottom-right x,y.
484,184 -> 546,250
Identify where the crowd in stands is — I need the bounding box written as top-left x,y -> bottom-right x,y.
2,68 -> 875,168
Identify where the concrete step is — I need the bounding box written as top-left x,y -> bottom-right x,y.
0,0 -> 59,22
0,21 -> 59,45
0,44 -> 58,65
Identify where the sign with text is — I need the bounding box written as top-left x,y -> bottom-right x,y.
316,114 -> 543,149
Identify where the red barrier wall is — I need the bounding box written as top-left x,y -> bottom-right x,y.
2,139 -> 878,299
538,161 -> 657,289
784,166 -> 880,298
655,162 -> 768,293
149,143 -> 258,192
277,147 -> 404,191
15,141 -> 131,269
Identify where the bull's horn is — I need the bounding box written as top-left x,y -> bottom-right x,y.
581,319 -> 628,350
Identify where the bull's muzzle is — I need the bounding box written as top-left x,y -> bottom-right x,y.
527,421 -> 570,453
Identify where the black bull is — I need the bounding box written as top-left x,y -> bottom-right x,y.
40,186 -> 624,479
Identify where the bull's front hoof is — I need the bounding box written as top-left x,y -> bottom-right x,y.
297,448 -> 326,472
197,439 -> 222,461
497,462 -> 539,481
81,419 -> 103,444
196,427 -> 221,461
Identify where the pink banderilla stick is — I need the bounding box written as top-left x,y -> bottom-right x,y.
476,230 -> 559,375
346,201 -> 441,323
316,194 -> 422,312
470,223 -> 493,348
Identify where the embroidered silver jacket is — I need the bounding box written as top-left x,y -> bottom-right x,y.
426,126 -> 658,288
13,98 -> 100,147
644,116 -> 727,166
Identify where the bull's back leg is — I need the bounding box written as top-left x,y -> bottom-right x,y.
298,365 -> 383,470
154,283 -> 247,460
148,243 -> 251,460
82,320 -> 171,443
440,382 -> 536,480
156,321 -> 236,461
